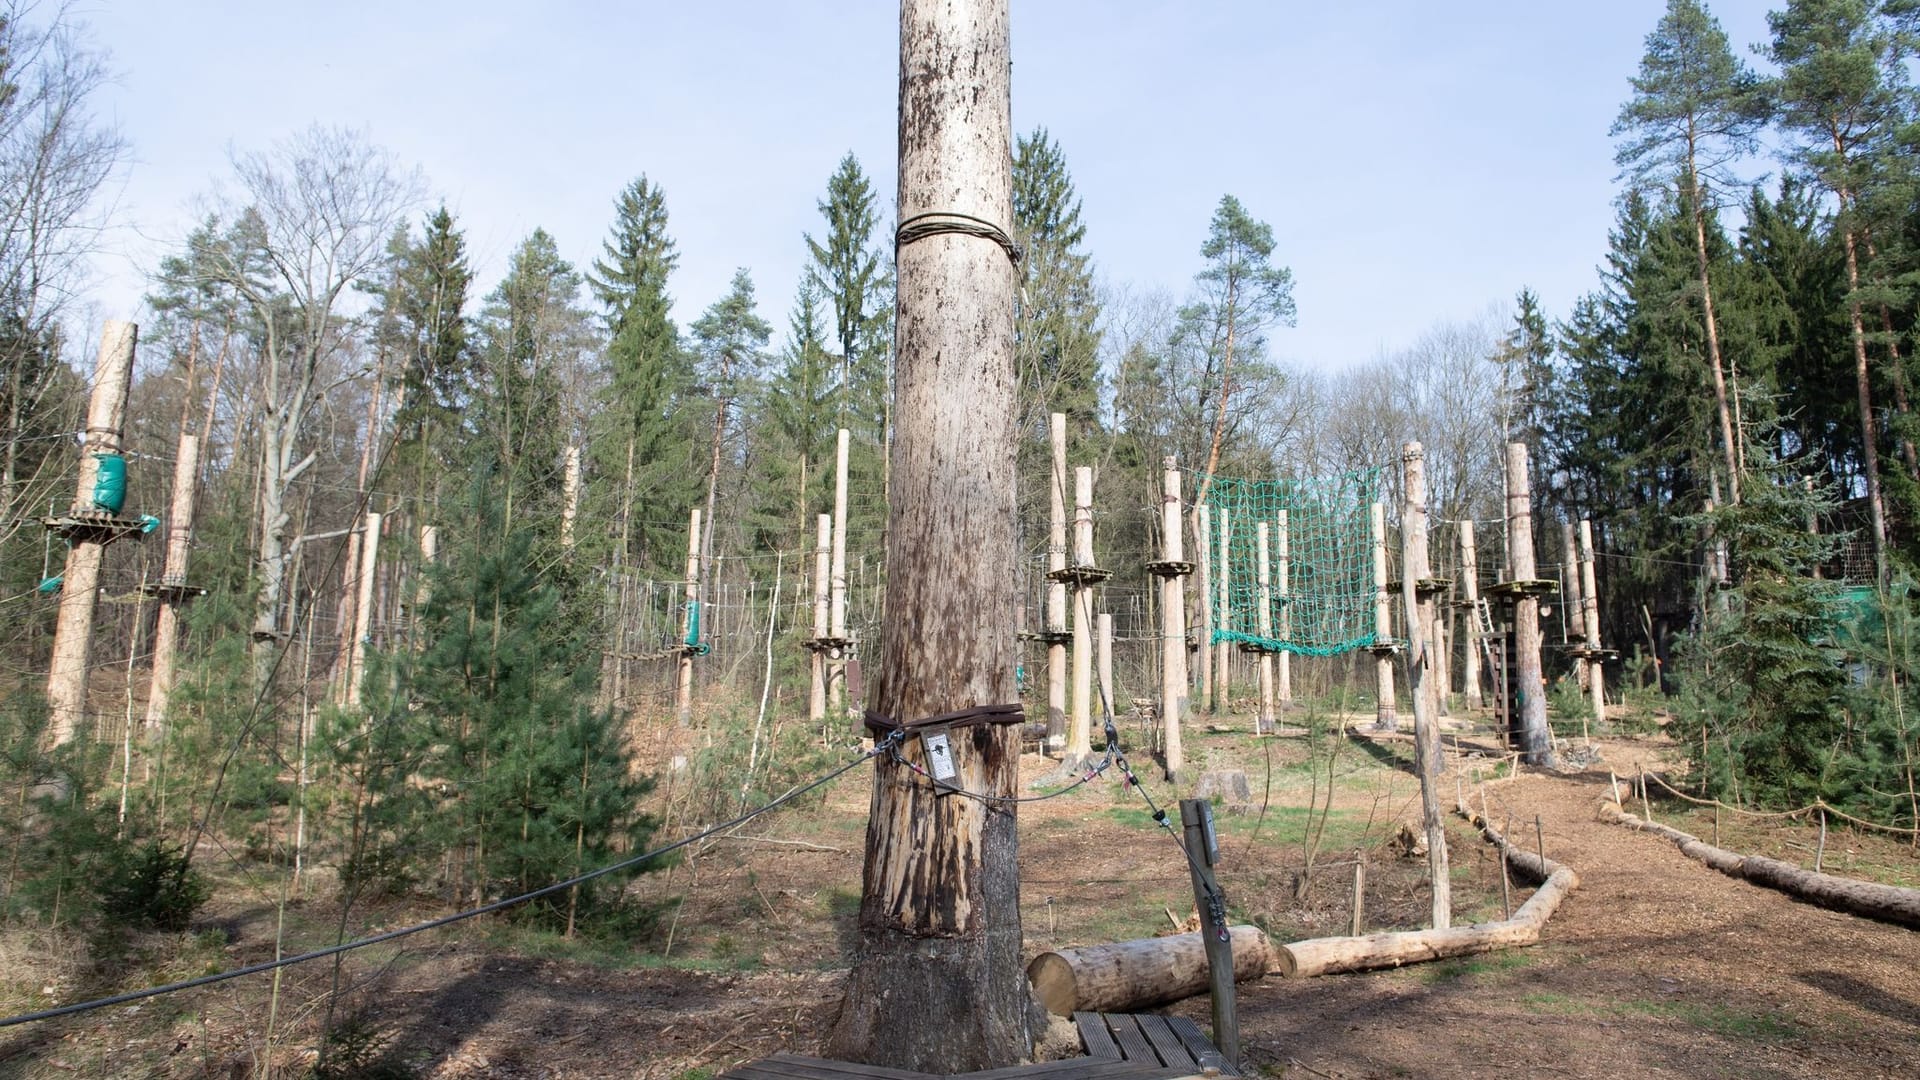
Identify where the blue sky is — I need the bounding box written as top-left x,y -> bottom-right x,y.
75,1 -> 1782,372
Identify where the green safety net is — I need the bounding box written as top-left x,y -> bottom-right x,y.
1201,467 -> 1383,656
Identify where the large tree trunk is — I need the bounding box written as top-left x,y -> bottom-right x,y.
1505,443 -> 1553,766
1686,137 -> 1741,507
1840,211 -> 1890,585
47,321 -> 138,747
826,0 -> 1026,1070
1402,443 -> 1449,928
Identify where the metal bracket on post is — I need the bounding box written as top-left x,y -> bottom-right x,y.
921,725 -> 957,788
1179,798 -> 1239,1069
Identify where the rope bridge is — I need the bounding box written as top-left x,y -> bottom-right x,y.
1201,466 -> 1382,657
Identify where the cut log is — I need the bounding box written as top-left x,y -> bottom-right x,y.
1599,799 -> 1920,929
1026,925 -> 1271,1015
1274,799 -> 1578,978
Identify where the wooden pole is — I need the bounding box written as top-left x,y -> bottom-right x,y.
1580,519 -> 1605,725
1159,459 -> 1188,782
1068,465 -> 1095,764
344,511 -> 381,707
1276,508 -> 1291,709
1179,799 -> 1239,1067
1255,521 -> 1276,735
677,506 -> 701,727
561,444 -> 581,551
1403,443 -> 1449,928
144,432 -> 200,735
1097,612 -> 1114,732
1047,412 -> 1068,754
1461,520 -> 1483,710
1194,503 -> 1214,713
829,0 -> 1026,1064
1350,858 -> 1366,936
830,427 -> 851,716
811,513 -> 831,728
47,320 -> 138,749
1217,505 -> 1232,716
1371,502 -> 1396,730
1505,442 -> 1553,766
1561,519 -> 1584,692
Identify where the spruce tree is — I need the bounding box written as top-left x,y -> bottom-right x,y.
589,176 -> 696,573
689,268 -> 772,571
750,278 -> 837,550
1012,128 -> 1101,437
374,205 -> 475,466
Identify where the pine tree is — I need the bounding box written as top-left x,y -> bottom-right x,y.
1615,0 -> 1770,505
1767,0 -> 1917,581
689,268 -> 772,572
406,476 -> 657,925
1183,195 -> 1297,506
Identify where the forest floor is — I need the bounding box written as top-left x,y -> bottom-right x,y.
4,711 -> 1920,1079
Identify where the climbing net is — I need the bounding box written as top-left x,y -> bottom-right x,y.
1200,466 -> 1382,656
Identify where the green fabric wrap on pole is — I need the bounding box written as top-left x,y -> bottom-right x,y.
91,453 -> 128,514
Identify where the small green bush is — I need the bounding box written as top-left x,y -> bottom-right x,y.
97,840 -> 210,932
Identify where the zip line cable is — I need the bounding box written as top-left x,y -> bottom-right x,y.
0,732 -> 903,1031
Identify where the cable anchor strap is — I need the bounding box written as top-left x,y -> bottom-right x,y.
863,702 -> 1025,736
895,210 -> 1023,267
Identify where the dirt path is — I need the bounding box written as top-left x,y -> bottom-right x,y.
12,742 -> 1920,1079
1218,763 -> 1920,1079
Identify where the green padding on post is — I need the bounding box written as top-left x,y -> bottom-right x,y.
91,453 -> 127,514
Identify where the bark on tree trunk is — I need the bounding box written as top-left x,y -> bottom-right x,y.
1047,413 -> 1067,753
826,1 -> 1027,1068
1460,520 -> 1482,710
47,321 -> 138,748
1505,442 -> 1553,766
1159,459 -> 1188,782
1402,443 -> 1449,929
145,432 -> 201,736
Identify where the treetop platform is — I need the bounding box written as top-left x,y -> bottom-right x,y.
1486,579 -> 1559,600
1048,565 -> 1114,586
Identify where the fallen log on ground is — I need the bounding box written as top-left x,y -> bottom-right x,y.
1025,924 -> 1271,1015
1272,797 -> 1580,978
1598,799 -> 1920,929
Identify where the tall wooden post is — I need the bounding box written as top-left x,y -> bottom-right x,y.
1276,509 -> 1291,709
1157,459 -> 1190,782
1216,506 -> 1232,714
344,512 -> 382,707
561,444 -> 582,551
1580,518 -> 1605,724
1504,443 -> 1553,766
811,513 -> 831,727
1402,442 -> 1449,928
1067,465 -> 1096,764
1561,519 -> 1586,690
831,427 -> 851,715
1460,520 -> 1483,710
1097,612 -> 1114,732
1370,502 -> 1396,730
1255,521 -> 1276,735
830,0 -> 1027,1066
1194,503 -> 1214,713
677,507 -> 701,726
1180,799 -> 1239,1068
47,321 -> 138,748
1047,412 -> 1068,753
145,432 -> 201,735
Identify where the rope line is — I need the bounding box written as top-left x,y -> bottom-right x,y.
0,732 -> 902,1031
1640,769 -> 1920,837
895,210 -> 1022,267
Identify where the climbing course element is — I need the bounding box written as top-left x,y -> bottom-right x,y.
1199,466 -> 1384,657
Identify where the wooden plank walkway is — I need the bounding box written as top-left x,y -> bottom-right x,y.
719,1014 -> 1237,1080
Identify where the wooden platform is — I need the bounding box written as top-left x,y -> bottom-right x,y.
719,1014 -> 1235,1080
